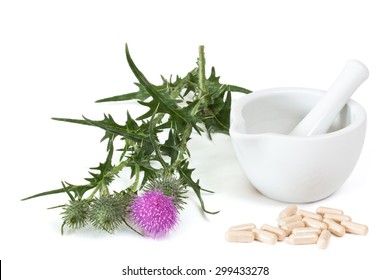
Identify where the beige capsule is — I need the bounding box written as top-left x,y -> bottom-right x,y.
252,229 -> 277,245
279,204 -> 298,218
302,217 -> 328,230
323,218 -> 345,237
288,232 -> 319,245
225,230 -> 255,243
317,230 -> 331,249
278,214 -> 302,226
292,227 -> 322,235
323,213 -> 351,223
341,221 -> 369,235
261,224 -> 287,241
229,223 -> 256,231
316,206 -> 343,215
298,209 -> 323,221
280,220 -> 305,235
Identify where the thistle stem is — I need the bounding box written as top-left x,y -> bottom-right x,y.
123,218 -> 144,236
170,123 -> 192,173
130,164 -> 140,192
198,45 -> 206,96
87,185 -> 100,200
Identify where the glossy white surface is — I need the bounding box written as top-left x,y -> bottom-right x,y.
290,60 -> 369,136
230,88 -> 366,202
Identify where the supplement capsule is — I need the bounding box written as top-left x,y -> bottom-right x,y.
278,214 -> 302,226
298,209 -> 323,221
279,204 -> 298,218
323,218 -> 345,237
292,227 -> 322,235
280,220 -> 305,235
341,221 -> 369,235
302,217 -> 328,231
323,213 -> 351,223
261,224 -> 287,241
288,232 -> 318,245
252,229 -> 277,245
229,223 -> 256,231
317,230 -> 331,249
316,206 -> 343,215
225,230 -> 255,243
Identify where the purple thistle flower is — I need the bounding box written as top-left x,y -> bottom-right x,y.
129,189 -> 178,238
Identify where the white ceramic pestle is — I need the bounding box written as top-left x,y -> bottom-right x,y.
289,60 -> 369,136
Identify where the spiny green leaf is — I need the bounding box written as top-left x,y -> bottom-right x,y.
95,74 -> 188,103
207,66 -> 251,94
52,117 -> 91,126
125,44 -> 201,133
95,83 -> 152,103
202,90 -> 232,137
82,114 -> 149,144
86,136 -> 115,187
52,117 -> 117,144
177,160 -> 219,215
147,107 -> 168,171
61,181 -> 75,201
21,182 -> 94,201
160,129 -> 180,164
127,150 -> 159,188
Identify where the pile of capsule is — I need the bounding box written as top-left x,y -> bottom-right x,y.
225,205 -> 368,249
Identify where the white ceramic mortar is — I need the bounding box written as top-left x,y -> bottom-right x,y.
230,87 -> 366,203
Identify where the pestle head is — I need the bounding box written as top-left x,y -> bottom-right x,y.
289,60 -> 369,137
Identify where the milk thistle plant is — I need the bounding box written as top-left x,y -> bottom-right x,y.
23,45 -> 250,237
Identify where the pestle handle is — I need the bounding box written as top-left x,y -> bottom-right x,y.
289,60 -> 369,136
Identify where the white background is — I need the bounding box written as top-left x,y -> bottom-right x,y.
1,0 -> 389,279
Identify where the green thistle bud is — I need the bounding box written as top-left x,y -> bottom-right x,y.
145,175 -> 188,211
88,194 -> 130,233
61,200 -> 90,233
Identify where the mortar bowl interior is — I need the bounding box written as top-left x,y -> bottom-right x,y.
230,88 -> 366,203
